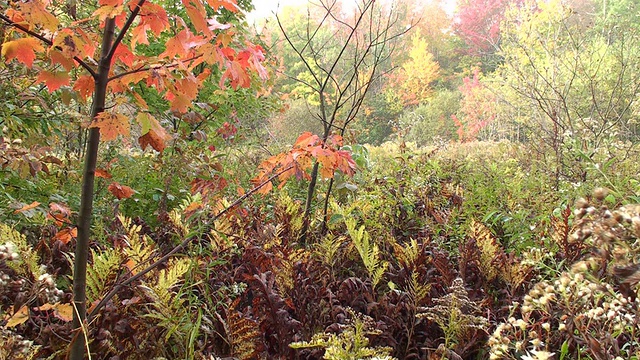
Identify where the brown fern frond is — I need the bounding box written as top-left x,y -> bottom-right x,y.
468,220 -> 505,282
226,299 -> 263,360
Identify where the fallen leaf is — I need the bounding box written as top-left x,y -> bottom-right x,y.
52,303 -> 73,322
5,305 -> 29,327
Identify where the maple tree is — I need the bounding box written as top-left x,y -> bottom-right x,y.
451,68 -> 496,142
454,0 -> 522,61
1,0 -> 267,357
274,0 -> 413,241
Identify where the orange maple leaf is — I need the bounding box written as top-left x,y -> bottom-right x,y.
90,112 -> 130,141
92,4 -> 125,23
184,0 -> 211,36
2,38 -> 45,68
138,129 -> 166,152
49,202 -> 71,217
52,29 -> 82,61
112,44 -> 136,67
108,182 -> 135,199
47,202 -> 72,226
37,71 -> 70,93
18,0 -> 59,32
220,60 -> 250,89
73,75 -> 95,100
160,29 -> 206,59
139,2 -> 170,35
54,227 -> 77,244
95,169 -> 112,178
206,0 -> 237,12
49,49 -> 75,71
293,132 -> 320,148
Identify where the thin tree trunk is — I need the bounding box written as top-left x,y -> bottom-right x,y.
69,18 -> 115,360
320,177 -> 335,235
300,161 -> 320,245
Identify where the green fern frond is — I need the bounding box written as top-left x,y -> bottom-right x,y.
290,309 -> 396,360
86,248 -> 122,303
0,224 -> 40,278
314,234 -> 345,270
345,218 -> 388,289
408,271 -> 430,306
151,258 -> 191,308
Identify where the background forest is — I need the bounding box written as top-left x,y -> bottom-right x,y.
1,0 -> 640,359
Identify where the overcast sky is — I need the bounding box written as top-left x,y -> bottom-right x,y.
246,0 -> 303,24
246,0 -> 457,25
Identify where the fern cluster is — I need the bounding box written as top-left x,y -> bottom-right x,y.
290,309 -> 396,360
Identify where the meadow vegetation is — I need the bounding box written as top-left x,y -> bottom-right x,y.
2,0 -> 640,359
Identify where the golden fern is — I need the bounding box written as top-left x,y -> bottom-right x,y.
209,214 -> 236,253
168,209 -> 189,238
393,238 -> 420,268
147,258 -> 191,313
142,257 -> 193,349
86,248 -> 122,303
393,239 -> 430,305
469,220 -> 502,282
290,309 -> 396,360
275,248 -> 309,297
313,234 -> 345,271
276,193 -> 304,236
226,299 -> 262,360
344,217 -> 388,289
469,220 -> 531,288
0,224 -> 40,278
118,215 -> 155,275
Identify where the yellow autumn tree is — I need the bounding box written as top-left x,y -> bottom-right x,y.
396,30 -> 441,105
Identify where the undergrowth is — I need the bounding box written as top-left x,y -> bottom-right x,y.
2,140 -> 640,359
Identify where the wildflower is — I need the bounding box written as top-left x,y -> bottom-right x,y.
530,350 -> 554,360
530,338 -> 543,348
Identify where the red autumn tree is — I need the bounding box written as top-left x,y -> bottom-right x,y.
451,68 -> 497,141
454,0 -> 522,57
